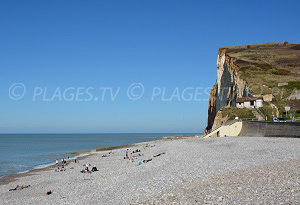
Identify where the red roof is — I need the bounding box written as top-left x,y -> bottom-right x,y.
236,97 -> 262,103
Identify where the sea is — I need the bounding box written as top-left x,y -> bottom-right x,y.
0,133 -> 197,177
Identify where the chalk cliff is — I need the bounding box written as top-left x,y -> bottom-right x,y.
206,48 -> 249,130
206,43 -> 300,131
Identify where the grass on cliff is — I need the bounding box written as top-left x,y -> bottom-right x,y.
226,43 -> 300,102
221,107 -> 256,120
227,44 -> 300,87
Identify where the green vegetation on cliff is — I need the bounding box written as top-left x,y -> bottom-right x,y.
221,107 -> 255,120
227,43 -> 300,98
227,43 -> 300,118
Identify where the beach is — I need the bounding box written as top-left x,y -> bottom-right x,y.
1,137 -> 300,204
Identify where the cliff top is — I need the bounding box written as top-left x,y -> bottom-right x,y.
223,43 -> 300,98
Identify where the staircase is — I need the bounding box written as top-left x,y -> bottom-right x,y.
252,109 -> 265,121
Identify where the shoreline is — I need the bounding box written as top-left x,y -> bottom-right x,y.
1,137 -> 299,204
0,135 -> 195,186
0,154 -> 93,186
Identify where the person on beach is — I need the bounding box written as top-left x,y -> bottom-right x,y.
125,149 -> 128,159
91,165 -> 98,172
9,185 -> 30,191
85,166 -> 90,174
56,159 -> 58,166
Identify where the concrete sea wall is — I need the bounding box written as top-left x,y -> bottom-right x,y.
239,121 -> 300,138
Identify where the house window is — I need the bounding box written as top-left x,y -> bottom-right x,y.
250,101 -> 254,106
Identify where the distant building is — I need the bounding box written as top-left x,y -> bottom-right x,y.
236,97 -> 263,109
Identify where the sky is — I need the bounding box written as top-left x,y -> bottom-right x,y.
0,0 -> 299,133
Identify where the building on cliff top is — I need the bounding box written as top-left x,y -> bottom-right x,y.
236,97 -> 263,109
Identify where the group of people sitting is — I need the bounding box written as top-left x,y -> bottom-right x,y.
80,164 -> 98,174
123,145 -> 165,166
55,165 -> 66,172
132,149 -> 141,153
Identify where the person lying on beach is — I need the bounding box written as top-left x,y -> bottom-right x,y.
91,165 -> 98,172
46,190 -> 52,195
142,158 -> 152,163
9,185 -> 30,191
153,152 -> 166,157
102,154 -> 109,157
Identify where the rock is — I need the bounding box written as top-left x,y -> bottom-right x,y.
207,48 -> 249,131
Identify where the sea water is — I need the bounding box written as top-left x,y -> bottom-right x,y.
0,133 -> 195,177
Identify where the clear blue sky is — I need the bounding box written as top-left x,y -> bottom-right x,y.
1,0 -> 299,133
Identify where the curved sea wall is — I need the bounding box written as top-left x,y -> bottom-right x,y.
207,49 -> 249,131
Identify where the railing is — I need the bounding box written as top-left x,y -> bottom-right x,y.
239,118 -> 258,121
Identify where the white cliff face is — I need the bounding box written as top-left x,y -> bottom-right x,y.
216,49 -> 249,110
216,54 -> 226,94
207,49 -> 250,130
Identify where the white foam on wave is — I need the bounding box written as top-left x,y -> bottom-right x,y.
16,170 -> 30,174
34,162 -> 56,169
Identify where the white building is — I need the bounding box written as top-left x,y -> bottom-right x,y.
236,97 -> 263,109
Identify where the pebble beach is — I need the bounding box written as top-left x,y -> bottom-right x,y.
1,137 -> 300,204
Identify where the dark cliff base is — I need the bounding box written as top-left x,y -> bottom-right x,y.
239,121 -> 300,138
